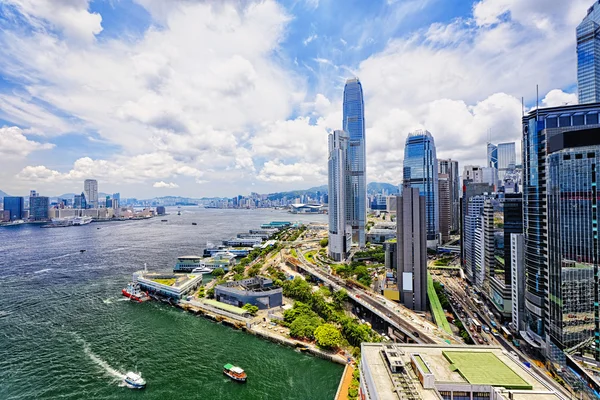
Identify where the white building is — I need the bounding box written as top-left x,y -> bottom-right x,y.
463,165 -> 483,184
327,130 -> 352,261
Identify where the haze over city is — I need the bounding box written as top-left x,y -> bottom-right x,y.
0,0 -> 588,197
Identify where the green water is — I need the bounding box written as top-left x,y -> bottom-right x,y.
0,208 -> 342,399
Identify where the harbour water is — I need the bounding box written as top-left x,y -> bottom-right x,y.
0,208 -> 342,399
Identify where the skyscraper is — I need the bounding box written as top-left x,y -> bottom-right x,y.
497,142 -> 516,185
403,130 -> 439,247
3,196 -> 24,221
84,179 -> 98,209
487,143 -> 498,169
29,196 -> 49,221
577,2 -> 600,104
328,130 -> 352,262
437,173 -> 451,243
523,102 -> 600,360
342,78 -> 366,248
438,159 -> 460,233
396,185 -> 427,311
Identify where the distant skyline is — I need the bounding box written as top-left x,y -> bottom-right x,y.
0,0 -> 591,197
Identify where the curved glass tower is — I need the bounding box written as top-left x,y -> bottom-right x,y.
343,78 -> 366,248
577,1 -> 600,104
403,130 -> 439,245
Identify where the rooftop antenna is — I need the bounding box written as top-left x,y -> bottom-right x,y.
521,97 -> 524,117
536,84 -> 539,122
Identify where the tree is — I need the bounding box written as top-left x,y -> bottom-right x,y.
314,324 -> 342,349
320,238 -> 329,248
206,287 -> 215,299
232,265 -> 245,274
242,303 -> 259,316
212,268 -> 225,277
283,301 -> 317,324
289,315 -> 322,339
282,277 -> 312,302
332,289 -> 349,308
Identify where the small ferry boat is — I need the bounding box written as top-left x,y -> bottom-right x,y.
122,282 -> 150,303
223,364 -> 247,382
191,266 -> 212,274
177,211 -> 181,216
80,249 -> 86,253
192,222 -> 197,225
124,372 -> 146,389
161,219 -> 168,222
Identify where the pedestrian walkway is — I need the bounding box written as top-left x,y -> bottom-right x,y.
334,364 -> 355,400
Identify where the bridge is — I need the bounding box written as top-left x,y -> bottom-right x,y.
438,245 -> 460,254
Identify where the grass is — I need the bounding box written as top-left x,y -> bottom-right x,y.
304,250 -> 317,264
290,248 -> 297,258
427,272 -> 453,335
442,351 -> 532,389
152,278 -> 176,286
413,354 -> 431,374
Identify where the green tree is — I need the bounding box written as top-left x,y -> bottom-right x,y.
212,268 -> 225,277
206,287 -> 215,298
283,301 -> 317,324
289,315 -> 322,339
320,238 -> 329,248
282,277 -> 312,303
242,303 -> 259,316
332,289 -> 349,308
232,265 -> 245,274
314,324 -> 342,349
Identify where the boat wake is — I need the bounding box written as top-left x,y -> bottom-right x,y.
33,268 -> 53,274
83,342 -> 126,381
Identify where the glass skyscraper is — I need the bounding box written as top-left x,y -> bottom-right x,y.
577,2 -> 600,104
328,130 -> 352,261
403,130 -> 439,245
3,196 -> 24,221
342,78 -> 366,248
487,143 -> 498,169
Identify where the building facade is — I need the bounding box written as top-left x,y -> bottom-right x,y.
463,165 -> 483,184
577,2 -> 600,104
497,142 -> 517,185
84,179 -> 98,209
522,102 -> 600,358
487,142 -> 498,169
437,173 -> 451,243
215,277 -> 283,310
438,159 -> 460,233
396,185 -> 427,311
3,196 -> 24,221
461,183 -> 493,285
511,234 -> 525,332
29,196 -> 49,221
342,78 -> 367,248
502,193 -> 523,282
328,130 -> 352,261
403,130 -> 439,247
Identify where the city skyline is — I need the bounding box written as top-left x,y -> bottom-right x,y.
0,1 -> 590,198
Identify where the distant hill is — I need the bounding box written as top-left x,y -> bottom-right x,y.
0,189 -> 10,198
367,182 -> 400,195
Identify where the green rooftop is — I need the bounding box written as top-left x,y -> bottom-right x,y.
442,351 -> 532,390
413,354 -> 431,374
203,299 -> 249,316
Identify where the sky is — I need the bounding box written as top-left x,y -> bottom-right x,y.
0,0 -> 590,198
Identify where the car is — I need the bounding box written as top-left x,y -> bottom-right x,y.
483,337 -> 488,343
477,338 -> 484,344
412,331 -> 420,338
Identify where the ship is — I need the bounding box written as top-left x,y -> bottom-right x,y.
73,216 -> 93,226
124,372 -> 146,389
122,282 -> 150,303
173,256 -> 204,273
223,364 -> 247,382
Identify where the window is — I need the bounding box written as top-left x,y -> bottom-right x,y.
587,113 -> 599,125
559,115 -> 571,127
546,117 -> 558,129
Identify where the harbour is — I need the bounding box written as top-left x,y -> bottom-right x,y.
0,208 -> 341,400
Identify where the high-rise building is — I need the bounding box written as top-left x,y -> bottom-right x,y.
3,196 -> 24,221
439,159 -> 460,233
461,183 -> 493,285
481,167 -> 498,189
328,130 -> 352,262
577,2 -> 600,104
511,234 -> 525,332
342,78 -> 367,247
84,179 -> 98,209
497,142 -> 517,185
502,193 -> 523,281
522,102 -> 600,359
487,143 -> 498,169
462,165 -> 483,184
396,186 -> 427,311
29,190 -> 37,198
437,173 -> 451,243
403,130 -> 439,247
29,196 -> 49,221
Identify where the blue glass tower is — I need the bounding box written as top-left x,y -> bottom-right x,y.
403,130 -> 439,245
577,1 -> 600,104
3,196 -> 24,221
342,78 -> 366,248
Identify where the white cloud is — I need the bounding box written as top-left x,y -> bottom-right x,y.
153,181 -> 179,188
257,160 -> 326,183
0,126 -> 54,158
541,89 -> 578,107
303,34 -> 318,46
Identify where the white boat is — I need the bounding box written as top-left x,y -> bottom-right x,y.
73,216 -> 93,226
124,372 -> 146,389
191,266 -> 213,274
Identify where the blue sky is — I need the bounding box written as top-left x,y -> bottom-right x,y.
0,0 -> 590,197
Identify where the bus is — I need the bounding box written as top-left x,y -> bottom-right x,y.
472,319 -> 482,333
501,326 -> 512,340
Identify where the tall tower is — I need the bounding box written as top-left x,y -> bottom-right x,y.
497,142 -> 516,185
84,179 -> 98,209
403,130 -> 439,247
578,1 -> 600,104
328,130 -> 352,262
396,185 -> 427,311
342,78 -> 366,248
487,143 -> 498,169
438,159 -> 460,233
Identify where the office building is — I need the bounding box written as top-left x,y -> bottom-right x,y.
437,173 -> 451,243
396,186 -> 427,311
498,142 -> 517,184
29,190 -> 37,198
522,102 -> 600,359
481,167 -> 498,189
511,234 -> 525,332
461,183 -> 493,285
29,196 -> 49,221
3,196 -> 24,221
487,142 -> 498,169
342,78 -> 367,247
84,179 -> 98,209
215,277 -> 283,310
502,193 -> 523,281
462,165 -> 483,184
577,2 -> 600,104
359,343 -> 562,400
403,130 -> 439,247
328,130 -> 352,261
438,159 -> 460,232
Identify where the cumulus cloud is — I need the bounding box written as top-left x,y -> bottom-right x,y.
0,126 -> 54,158
153,181 -> 179,188
257,160 -> 326,183
541,89 -> 578,107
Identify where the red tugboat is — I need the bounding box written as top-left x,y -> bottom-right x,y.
122,282 -> 149,303
223,364 -> 247,383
